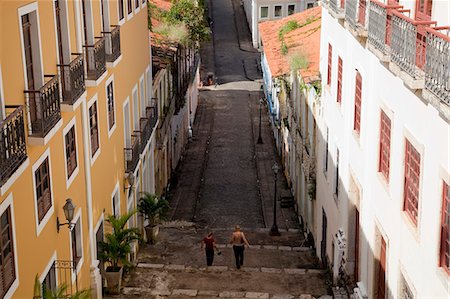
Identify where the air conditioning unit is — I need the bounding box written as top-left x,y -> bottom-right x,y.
352,282 -> 368,299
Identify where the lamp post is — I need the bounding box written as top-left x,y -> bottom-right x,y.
270,163 -> 280,236
257,99 -> 263,144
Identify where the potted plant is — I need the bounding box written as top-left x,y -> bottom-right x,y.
98,211 -> 140,295
137,192 -> 169,244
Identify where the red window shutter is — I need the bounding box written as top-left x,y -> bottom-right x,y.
327,44 -> 332,86
378,111 -> 391,180
403,139 -> 420,224
337,57 -> 343,103
440,182 -> 450,274
354,72 -> 362,133
0,207 -> 15,297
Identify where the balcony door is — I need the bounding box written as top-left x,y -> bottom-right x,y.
22,14 -> 35,92
415,0 -> 432,21
415,0 -> 432,69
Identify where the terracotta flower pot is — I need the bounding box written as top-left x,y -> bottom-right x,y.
145,225 -> 159,244
104,266 -> 123,295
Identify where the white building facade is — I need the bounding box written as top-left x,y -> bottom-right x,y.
243,0 -> 318,48
316,0 -> 449,298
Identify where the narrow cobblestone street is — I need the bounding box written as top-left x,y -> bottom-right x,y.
107,0 -> 332,297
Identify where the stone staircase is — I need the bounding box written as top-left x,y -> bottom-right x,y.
105,225 -> 331,298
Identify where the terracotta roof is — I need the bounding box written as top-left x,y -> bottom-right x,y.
259,6 -> 321,81
150,0 -> 177,70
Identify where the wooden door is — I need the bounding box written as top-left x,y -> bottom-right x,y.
355,209 -> 360,281
377,236 -> 387,298
321,209 -> 328,268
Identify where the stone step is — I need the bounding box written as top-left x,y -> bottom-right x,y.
120,286 -> 319,298
122,266 -> 329,298
137,262 -> 325,275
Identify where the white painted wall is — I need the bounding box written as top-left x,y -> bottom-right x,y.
316,5 -> 449,298
244,0 -> 316,48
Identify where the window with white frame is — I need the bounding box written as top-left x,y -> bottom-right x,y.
0,206 -> 16,297
35,157 -> 52,223
112,188 -> 120,217
260,6 -> 269,19
127,0 -> 133,15
118,0 -> 125,22
288,4 -> 295,15
146,67 -> 152,105
132,87 -> 139,130
64,124 -> 77,179
274,5 -> 282,17
106,78 -> 116,131
20,5 -> 44,92
42,262 -> 56,295
70,216 -> 82,268
140,77 -> 145,117
89,100 -> 100,157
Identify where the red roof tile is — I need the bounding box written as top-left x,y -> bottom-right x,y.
259,6 -> 321,81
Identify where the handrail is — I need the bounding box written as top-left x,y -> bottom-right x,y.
370,0 -> 402,10
0,106 -> 23,127
391,9 -> 436,26
57,53 -> 83,67
24,75 -> 58,94
425,26 -> 450,41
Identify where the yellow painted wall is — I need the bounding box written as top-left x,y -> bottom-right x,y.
0,0 -> 151,297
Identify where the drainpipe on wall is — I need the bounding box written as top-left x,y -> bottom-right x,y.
81,98 -> 102,298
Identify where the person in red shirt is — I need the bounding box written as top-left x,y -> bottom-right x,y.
201,231 -> 218,266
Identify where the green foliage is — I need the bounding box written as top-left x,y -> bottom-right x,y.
160,0 -> 209,44
153,22 -> 189,44
289,52 -> 309,71
278,20 -> 299,40
281,41 -> 288,55
138,193 -> 169,225
98,212 -> 141,270
33,275 -> 91,299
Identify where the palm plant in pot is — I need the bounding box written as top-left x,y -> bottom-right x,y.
137,193 -> 169,244
98,211 -> 140,295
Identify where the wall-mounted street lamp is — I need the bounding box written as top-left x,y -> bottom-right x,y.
56,198 -> 76,233
269,163 -> 280,236
124,172 -> 135,193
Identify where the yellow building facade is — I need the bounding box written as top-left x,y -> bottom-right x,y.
0,0 -> 156,297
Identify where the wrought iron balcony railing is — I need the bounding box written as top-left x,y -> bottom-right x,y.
345,0 -> 358,30
368,0 -> 402,57
125,132 -> 141,173
139,101 -> 159,153
329,0 -> 345,18
58,53 -> 86,105
0,106 -> 27,187
390,10 -> 436,80
24,75 -> 61,137
83,37 -> 107,81
345,0 -> 369,35
148,99 -> 159,129
104,25 -> 121,63
425,27 -> 450,105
